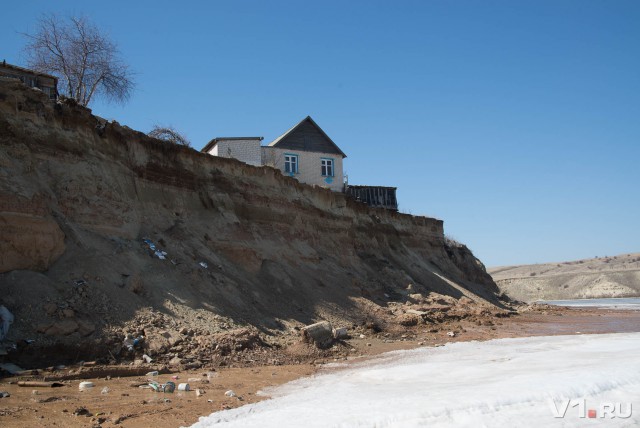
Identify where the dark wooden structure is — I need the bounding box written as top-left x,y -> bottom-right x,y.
346,185 -> 398,211
0,61 -> 58,100
268,116 -> 347,158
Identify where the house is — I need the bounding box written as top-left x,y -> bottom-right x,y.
0,60 -> 58,100
202,116 -> 347,192
262,116 -> 347,192
201,137 -> 264,167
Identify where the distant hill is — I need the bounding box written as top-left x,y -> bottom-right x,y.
489,253 -> 640,302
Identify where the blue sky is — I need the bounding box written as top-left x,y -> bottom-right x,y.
3,1 -> 639,267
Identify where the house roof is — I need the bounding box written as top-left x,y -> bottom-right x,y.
0,61 -> 59,83
268,116 -> 347,158
201,137 -> 263,153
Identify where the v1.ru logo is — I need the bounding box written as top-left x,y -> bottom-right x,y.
550,398 -> 632,419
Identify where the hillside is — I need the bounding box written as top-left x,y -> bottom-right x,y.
0,81 -> 505,367
489,253 -> 640,302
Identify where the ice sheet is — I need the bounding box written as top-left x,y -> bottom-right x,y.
190,333 -> 640,427
542,297 -> 640,310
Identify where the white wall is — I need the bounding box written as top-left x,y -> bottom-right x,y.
262,147 -> 344,192
205,139 -> 262,166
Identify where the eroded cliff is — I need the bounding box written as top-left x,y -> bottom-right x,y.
0,81 -> 504,365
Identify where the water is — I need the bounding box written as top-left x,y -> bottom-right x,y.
541,297 -> 640,310
190,333 -> 640,427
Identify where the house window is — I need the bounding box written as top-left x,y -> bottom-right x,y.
321,158 -> 334,177
284,154 -> 298,174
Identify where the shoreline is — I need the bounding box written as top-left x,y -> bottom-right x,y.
1,305 -> 639,427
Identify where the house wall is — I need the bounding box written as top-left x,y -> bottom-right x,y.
205,139 -> 262,166
262,147 -> 344,192
0,65 -> 57,99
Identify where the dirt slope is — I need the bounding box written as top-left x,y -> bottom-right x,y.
490,253 -> 640,302
0,81 -> 505,367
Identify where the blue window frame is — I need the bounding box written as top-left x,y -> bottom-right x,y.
284,153 -> 298,174
321,158 -> 334,177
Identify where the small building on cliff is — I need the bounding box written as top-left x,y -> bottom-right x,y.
202,116 -> 347,192
262,116 -> 347,192
201,137 -> 264,167
202,116 -> 399,209
0,61 -> 58,100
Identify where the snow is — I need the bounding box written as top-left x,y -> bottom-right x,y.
543,297 -> 640,310
190,333 -> 640,427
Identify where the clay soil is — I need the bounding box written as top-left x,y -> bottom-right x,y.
1,305 -> 639,428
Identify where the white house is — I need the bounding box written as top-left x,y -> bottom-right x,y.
202,116 -> 347,192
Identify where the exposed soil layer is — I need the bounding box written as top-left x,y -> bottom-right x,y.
0,80 -> 507,370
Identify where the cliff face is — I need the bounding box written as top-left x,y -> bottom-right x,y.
0,81 -> 501,362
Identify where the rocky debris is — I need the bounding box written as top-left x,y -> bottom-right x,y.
301,321 -> 334,348
332,327 -> 349,339
397,313 -> 421,326
73,406 -> 92,416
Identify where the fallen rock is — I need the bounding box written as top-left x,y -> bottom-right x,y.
332,327 -> 348,339
301,321 -> 333,348
73,407 -> 92,416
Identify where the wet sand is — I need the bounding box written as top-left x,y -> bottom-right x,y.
1,306 -> 638,428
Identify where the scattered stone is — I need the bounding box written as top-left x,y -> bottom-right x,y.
101,387 -> 110,394
0,391 -> 9,398
359,334 -> 366,339
447,331 -> 456,337
196,388 -> 204,397
73,407 -> 92,416
79,381 -> 94,391
225,390 -> 237,397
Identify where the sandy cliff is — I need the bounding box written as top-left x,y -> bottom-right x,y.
490,253 -> 640,302
0,81 -> 504,366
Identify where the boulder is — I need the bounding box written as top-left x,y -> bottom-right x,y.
301,321 -> 333,348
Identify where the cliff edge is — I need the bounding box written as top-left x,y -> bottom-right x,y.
0,81 -> 505,366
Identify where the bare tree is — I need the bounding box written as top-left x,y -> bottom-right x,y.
148,125 -> 191,147
22,14 -> 134,106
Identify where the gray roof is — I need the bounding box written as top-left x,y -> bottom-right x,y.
268,116 -> 347,158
